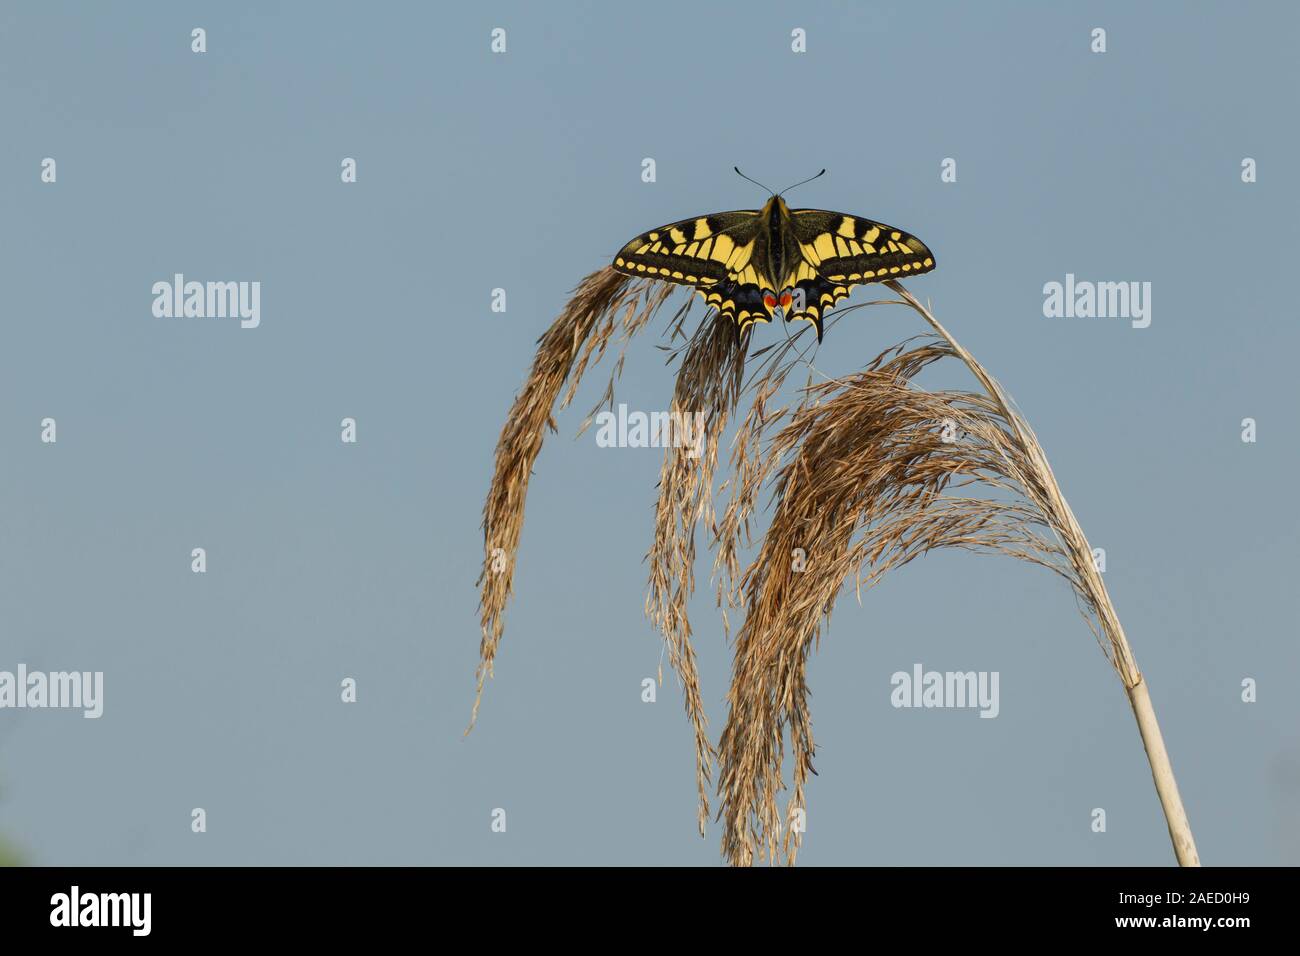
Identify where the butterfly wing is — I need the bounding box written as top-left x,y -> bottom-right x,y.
786,210 -> 935,340
696,278 -> 776,343
612,211 -> 778,334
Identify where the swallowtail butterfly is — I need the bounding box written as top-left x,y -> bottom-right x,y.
612,170 -> 935,342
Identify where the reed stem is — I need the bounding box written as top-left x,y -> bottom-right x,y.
885,280 -> 1199,867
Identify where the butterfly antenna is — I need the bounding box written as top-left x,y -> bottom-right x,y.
733,167 -> 775,195
778,168 -> 827,197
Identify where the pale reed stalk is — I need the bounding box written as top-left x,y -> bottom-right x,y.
884,280 -> 1199,866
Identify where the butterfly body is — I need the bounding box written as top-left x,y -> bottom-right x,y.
612,194 -> 934,342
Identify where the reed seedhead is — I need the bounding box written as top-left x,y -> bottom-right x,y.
472,271 -> 1198,868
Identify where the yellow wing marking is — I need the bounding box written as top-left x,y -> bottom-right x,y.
710,233 -> 735,263
725,240 -> 755,272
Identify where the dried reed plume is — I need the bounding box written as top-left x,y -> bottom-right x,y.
715,281 -> 1197,866
473,267 -> 1198,869
644,309 -> 748,834
471,267 -> 672,729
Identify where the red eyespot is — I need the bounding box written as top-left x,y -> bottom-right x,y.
780,291 -> 793,309
762,293 -> 777,309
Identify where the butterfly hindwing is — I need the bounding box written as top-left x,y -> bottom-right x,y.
700,279 -> 774,342
784,260 -> 853,342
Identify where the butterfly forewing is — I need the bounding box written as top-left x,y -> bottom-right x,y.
613,212 -> 764,288
790,210 -> 935,285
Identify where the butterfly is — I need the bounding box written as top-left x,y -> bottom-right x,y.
612,169 -> 935,343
